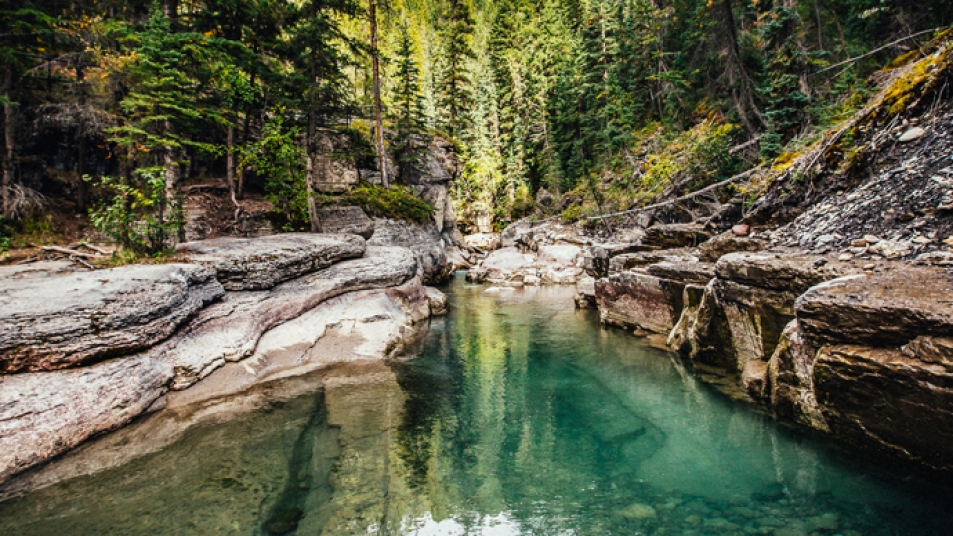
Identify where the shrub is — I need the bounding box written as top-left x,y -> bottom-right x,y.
85,169 -> 182,255
327,182 -> 434,224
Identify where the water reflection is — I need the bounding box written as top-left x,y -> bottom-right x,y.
1,279 -> 952,535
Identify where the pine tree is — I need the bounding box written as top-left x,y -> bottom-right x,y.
435,0 -> 475,138
391,26 -> 427,182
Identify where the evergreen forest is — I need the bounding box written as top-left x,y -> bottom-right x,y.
1,0 -> 952,248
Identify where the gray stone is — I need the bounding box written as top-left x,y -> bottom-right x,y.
314,206 -> 375,239
646,261 -> 715,285
608,249 -> 697,275
715,252 -> 859,292
464,232 -> 502,251
177,233 -> 366,290
0,264 -> 223,374
642,223 -> 711,248
0,353 -> 173,484
596,271 -> 685,333
466,247 -> 536,283
898,126 -> 926,142
586,243 -> 660,277
698,233 -> 765,262
368,219 -> 452,284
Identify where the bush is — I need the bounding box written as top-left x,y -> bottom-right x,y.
85,169 -> 182,255
322,182 -> 434,224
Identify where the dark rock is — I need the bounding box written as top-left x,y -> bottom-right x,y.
796,267 -> 953,347
177,233 -> 366,291
715,252 -> 859,292
698,233 -> 766,262
0,264 -> 223,374
313,206 -> 375,239
595,271 -> 685,333
585,243 -> 658,278
813,344 -> 953,474
766,321 -> 828,431
642,223 -> 711,248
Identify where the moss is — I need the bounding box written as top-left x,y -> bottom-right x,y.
318,182 -> 435,224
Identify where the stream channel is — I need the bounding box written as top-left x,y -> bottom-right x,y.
1,275 -> 951,535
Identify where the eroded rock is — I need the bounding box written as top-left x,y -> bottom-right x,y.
0,264 -> 223,373
177,233 -> 365,290
642,223 -> 711,248
368,219 -> 452,284
313,206 -> 376,239
596,271 -> 685,333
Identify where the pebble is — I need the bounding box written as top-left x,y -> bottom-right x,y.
863,234 -> 881,244
807,512 -> 840,531
838,253 -> 852,261
732,224 -> 751,237
851,238 -> 867,247
619,503 -> 657,519
898,126 -> 926,142
863,263 -> 876,270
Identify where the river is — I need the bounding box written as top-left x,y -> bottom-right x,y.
1,276 -> 951,535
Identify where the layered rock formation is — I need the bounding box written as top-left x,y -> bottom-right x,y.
0,233 -> 446,486
465,220 -> 588,285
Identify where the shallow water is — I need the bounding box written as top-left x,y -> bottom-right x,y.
1,277 -> 952,535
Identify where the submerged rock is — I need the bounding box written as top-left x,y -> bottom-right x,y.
177,233 -> 366,290
0,264 -> 223,373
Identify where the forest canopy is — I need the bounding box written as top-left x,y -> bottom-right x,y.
1,0 -> 951,245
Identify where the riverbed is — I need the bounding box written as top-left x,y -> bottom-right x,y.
0,276 -> 950,534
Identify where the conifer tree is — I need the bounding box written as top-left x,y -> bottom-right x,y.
435,0 -> 475,138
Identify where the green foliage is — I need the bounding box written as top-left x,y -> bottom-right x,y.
240,113 -> 309,230
85,170 -> 182,255
331,183 -> 435,224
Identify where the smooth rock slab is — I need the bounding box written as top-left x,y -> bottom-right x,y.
0,264 -> 223,373
368,219 -> 451,284
176,232 -> 366,290
159,246 -> 418,390
0,353 -> 174,484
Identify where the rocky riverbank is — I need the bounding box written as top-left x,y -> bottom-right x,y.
0,232 -> 448,487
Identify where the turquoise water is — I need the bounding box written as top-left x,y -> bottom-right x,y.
1,277 -> 951,535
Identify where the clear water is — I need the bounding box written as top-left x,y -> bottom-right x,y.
1,277 -> 952,535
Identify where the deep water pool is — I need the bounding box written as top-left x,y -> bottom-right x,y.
1,277 -> 951,535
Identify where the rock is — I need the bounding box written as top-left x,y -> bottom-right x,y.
851,238 -> 867,247
368,219 -> 452,284
619,503 -> 657,519
698,233 -> 765,262
0,261 -> 78,280
535,188 -> 554,207
767,321 -> 829,431
608,249 -> 698,275
0,264 -> 223,374
575,275 -> 597,309
806,513 -> 839,531
868,239 -> 913,259
702,518 -> 740,531
863,234 -> 881,244
160,247 -> 418,390
667,284 -> 706,353
731,224 -> 750,236
903,335 -> 953,363
797,267 -> 953,347
585,242 -> 657,278
595,271 -> 685,333
683,280 -> 737,368
741,359 -> 769,400
177,233 -> 365,290
712,279 -> 798,369
642,223 -> 712,248
0,353 -> 173,484
463,232 -> 502,251
537,244 -> 584,284
425,287 -> 448,315
715,252 -> 858,293
813,344 -> 953,474
466,247 -> 536,283
898,126 -> 926,142
445,246 -> 473,270
646,261 -> 715,285
313,206 -> 375,239
684,515 -> 701,525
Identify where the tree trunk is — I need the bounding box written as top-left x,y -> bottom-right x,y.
76,43 -> 88,211
721,0 -> 763,137
370,0 -> 389,187
2,67 -> 14,220
163,121 -> 182,243
226,125 -> 236,199
306,33 -> 321,233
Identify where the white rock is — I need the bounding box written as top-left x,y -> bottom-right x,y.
898,127 -> 926,142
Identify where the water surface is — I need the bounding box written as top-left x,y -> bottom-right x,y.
1,277 -> 951,535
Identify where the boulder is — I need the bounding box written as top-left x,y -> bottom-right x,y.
177,233 -> 365,291
797,267 -> 953,347
595,271 -> 685,333
0,264 -> 223,374
537,244 -> 584,284
464,232 -> 502,251
0,353 -> 173,484
425,287 -> 449,315
313,206 -> 375,239
368,219 -> 452,284
698,233 -> 766,262
445,246 -> 473,270
585,243 -> 657,278
813,344 -> 953,474
574,275 -> 597,309
642,223 -> 711,248
159,246 -> 418,390
466,247 -> 536,283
